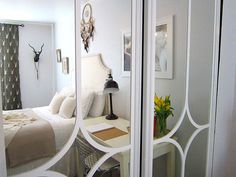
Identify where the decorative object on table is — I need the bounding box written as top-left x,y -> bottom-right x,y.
154,94 -> 174,138
62,57 -> 69,74
121,32 -> 132,77
103,74 -> 119,120
155,15 -> 173,79
28,43 -> 44,80
81,3 -> 95,53
56,49 -> 62,62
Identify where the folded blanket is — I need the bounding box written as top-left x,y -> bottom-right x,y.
3,111 -> 36,147
4,109 -> 56,167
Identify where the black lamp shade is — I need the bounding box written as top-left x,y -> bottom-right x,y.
103,74 -> 119,94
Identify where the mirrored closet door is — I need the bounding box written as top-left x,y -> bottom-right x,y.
142,0 -> 221,177
0,0 -> 221,176
0,0 -> 142,176
0,0 -> 78,176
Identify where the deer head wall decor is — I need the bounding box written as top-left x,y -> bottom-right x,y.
28,43 -> 44,80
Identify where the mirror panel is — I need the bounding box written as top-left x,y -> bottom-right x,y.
188,0 -> 215,125
79,0 -> 132,176
152,0 -> 216,176
0,0 -> 76,175
154,0 -> 188,134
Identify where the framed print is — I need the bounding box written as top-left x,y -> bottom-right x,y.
155,15 -> 173,79
56,49 -> 62,62
62,57 -> 69,74
121,32 -> 132,77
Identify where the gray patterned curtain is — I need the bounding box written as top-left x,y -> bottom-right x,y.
0,24 -> 22,110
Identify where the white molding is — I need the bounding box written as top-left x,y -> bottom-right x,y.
130,0 -> 143,176
142,0 -> 156,177
206,0 -> 222,176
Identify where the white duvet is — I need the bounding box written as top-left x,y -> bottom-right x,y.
32,106 -> 75,150
4,106 -> 75,151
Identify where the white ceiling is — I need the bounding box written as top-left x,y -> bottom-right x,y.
0,0 -> 73,23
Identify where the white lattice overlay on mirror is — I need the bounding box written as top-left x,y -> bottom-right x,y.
151,0 -> 219,176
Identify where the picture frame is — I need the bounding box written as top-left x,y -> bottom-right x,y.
155,15 -> 173,79
121,32 -> 132,77
56,49 -> 62,63
62,57 -> 69,74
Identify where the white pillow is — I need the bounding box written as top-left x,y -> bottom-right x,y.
59,96 -> 76,119
81,90 -> 94,118
88,92 -> 105,117
49,92 -> 65,114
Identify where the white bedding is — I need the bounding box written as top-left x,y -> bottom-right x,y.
4,106 -> 75,151
32,106 -> 75,150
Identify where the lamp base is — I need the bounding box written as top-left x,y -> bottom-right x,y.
106,113 -> 118,120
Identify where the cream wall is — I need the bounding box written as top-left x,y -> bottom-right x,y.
81,0 -> 131,120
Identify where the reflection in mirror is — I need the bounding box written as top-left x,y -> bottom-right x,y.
154,0 -> 188,137
0,0 -> 76,176
153,0 -> 216,177
80,0 -> 131,147
188,0 -> 215,125
76,135 -> 130,177
153,143 -> 181,177
78,0 -> 132,176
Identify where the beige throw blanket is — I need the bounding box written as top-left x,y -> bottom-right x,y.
3,109 -> 56,167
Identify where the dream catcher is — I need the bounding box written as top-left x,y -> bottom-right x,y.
81,3 -> 95,53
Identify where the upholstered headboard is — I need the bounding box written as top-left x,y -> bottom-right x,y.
81,54 -> 111,115
81,54 -> 111,91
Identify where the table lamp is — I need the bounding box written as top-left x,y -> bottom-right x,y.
103,74 -> 119,120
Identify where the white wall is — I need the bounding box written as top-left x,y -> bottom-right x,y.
54,0 -> 75,91
0,0 -> 55,22
81,0 -> 131,119
19,24 -> 54,108
213,0 -> 236,176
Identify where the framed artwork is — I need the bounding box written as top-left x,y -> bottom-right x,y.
155,15 -> 173,79
121,32 -> 132,77
62,57 -> 69,74
56,49 -> 62,62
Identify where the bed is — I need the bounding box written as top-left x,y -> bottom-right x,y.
5,54 -> 111,176
4,105 -> 75,175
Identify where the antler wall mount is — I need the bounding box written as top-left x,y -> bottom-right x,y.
28,43 -> 44,80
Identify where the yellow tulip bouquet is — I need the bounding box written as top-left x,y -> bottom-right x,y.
154,94 -> 174,137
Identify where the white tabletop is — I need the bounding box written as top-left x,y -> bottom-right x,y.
84,116 -> 130,148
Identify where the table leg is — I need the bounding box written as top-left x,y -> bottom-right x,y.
167,145 -> 175,177
119,153 -> 130,177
